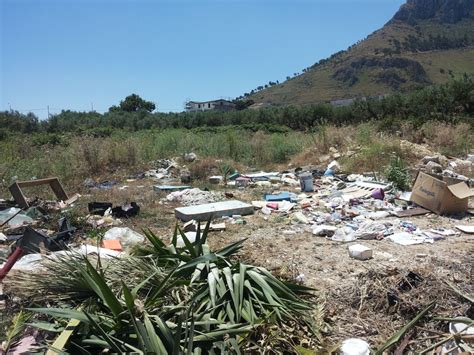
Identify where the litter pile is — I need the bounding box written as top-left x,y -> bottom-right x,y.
165,188 -> 225,206
0,148 -> 472,354
0,177 -> 145,287
144,158 -> 180,180
244,166 -> 472,251
415,153 -> 474,181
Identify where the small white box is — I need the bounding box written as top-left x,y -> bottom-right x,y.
348,244 -> 373,260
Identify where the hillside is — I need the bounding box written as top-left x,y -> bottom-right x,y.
248,0 -> 474,106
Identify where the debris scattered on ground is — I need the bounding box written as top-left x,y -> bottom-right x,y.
183,152 -> 197,162
1,145 -> 472,353
103,227 -> 144,248
166,188 -> 224,206
88,201 -> 140,218
84,179 -> 118,189
153,184 -> 191,192
0,207 -> 34,228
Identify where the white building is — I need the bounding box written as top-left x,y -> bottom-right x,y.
185,99 -> 235,112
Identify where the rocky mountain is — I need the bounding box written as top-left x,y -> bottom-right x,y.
248,0 -> 474,106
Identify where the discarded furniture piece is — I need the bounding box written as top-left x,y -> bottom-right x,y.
175,200 -> 254,222
410,172 -> 474,214
9,177 -> 69,209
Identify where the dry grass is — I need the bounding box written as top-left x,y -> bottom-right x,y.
421,122 -> 473,157
326,256 -> 473,352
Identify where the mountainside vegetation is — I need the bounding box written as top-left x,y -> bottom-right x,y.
246,0 -> 474,106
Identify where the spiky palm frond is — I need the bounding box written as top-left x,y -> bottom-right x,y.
16,219 -> 322,353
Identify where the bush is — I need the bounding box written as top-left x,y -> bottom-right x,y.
385,156 -> 410,190
189,158 -> 218,180
8,226 -> 322,353
32,133 -> 66,146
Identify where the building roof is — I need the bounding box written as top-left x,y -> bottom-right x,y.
187,99 -> 233,105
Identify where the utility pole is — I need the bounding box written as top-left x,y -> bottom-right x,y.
91,102 -> 94,111
47,105 -> 50,118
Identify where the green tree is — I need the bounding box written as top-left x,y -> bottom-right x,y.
110,94 -> 156,113
232,99 -> 254,110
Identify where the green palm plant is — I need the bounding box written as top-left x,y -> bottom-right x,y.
17,220 -> 322,353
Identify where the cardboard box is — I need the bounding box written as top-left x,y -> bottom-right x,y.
410,172 -> 474,215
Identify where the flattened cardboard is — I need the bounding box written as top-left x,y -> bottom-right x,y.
395,207 -> 430,217
410,172 -> 473,215
447,182 -> 474,200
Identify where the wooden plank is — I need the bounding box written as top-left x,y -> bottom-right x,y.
49,178 -> 69,201
46,318 -> 80,354
9,182 -> 29,209
16,177 -> 57,188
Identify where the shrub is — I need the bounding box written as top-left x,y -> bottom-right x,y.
385,156 -> 410,190
189,158 -> 218,180
8,225 -> 322,353
218,161 -> 235,184
267,134 -> 303,163
32,133 -> 66,146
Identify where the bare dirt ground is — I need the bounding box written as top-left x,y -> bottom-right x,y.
70,176 -> 474,350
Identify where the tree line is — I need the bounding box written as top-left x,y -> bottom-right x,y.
1,75 -> 472,139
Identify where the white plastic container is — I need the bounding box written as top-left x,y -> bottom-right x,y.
340,338 -> 370,355
348,244 -> 373,260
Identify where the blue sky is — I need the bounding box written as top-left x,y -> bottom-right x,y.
1,0 -> 404,118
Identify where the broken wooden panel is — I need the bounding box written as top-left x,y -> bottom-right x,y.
9,177 -> 69,209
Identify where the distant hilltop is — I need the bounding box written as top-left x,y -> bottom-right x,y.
245,0 -> 474,107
